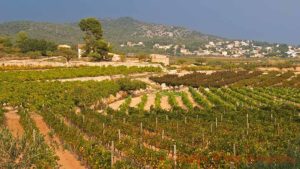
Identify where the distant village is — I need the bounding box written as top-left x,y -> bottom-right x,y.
121,40 -> 300,58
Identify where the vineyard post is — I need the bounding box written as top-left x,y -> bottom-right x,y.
233,143 -> 236,156
140,122 -> 143,135
247,114 -> 249,135
215,117 -> 218,128
210,123 -> 213,133
102,123 -> 105,135
166,115 -> 169,121
185,117 -> 187,124
155,117 -> 158,130
271,113 -> 273,121
118,129 -> 121,142
162,130 -> 165,139
33,129 -> 36,142
111,141 -> 114,167
123,118 -> 126,124
174,145 -> 177,168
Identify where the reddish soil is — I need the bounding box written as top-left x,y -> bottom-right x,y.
30,113 -> 85,169
4,108 -> 24,138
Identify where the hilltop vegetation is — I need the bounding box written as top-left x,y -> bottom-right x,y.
0,17 -> 223,54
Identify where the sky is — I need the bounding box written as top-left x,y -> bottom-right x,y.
0,0 -> 300,44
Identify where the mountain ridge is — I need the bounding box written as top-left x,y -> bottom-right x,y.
0,17 -> 225,53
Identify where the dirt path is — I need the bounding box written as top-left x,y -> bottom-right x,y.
130,96 -> 142,108
160,96 -> 171,111
30,113 -> 85,169
145,94 -> 155,111
175,96 -> 187,110
4,107 -> 24,138
109,99 -> 126,110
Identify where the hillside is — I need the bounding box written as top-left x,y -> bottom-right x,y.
0,17 -> 224,54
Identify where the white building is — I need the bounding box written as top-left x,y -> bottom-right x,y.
77,44 -> 85,58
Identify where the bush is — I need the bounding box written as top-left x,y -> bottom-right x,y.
26,51 -> 42,59
19,38 -> 57,56
116,78 -> 147,91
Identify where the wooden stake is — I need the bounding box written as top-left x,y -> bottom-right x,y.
155,117 -> 158,130
192,137 -> 194,146
215,117 -> 218,128
111,141 -> 114,167
162,130 -> 165,139
247,114 -> 249,135
185,117 -> 187,124
233,143 -> 236,156
174,145 -> 177,168
118,129 -> 121,142
102,123 -> 105,135
210,123 -> 213,133
140,122 -> 143,134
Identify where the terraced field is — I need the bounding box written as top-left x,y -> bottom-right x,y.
0,67 -> 299,168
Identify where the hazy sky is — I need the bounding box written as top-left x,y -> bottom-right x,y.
1,0 -> 299,44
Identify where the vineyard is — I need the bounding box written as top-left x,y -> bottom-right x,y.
0,66 -> 300,168
150,71 -> 300,88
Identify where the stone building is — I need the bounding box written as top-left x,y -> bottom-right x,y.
150,54 -> 170,66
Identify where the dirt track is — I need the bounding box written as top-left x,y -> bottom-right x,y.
31,113 -> 85,169
4,108 -> 24,138
160,96 -> 171,111
130,96 -> 142,108
145,94 -> 155,111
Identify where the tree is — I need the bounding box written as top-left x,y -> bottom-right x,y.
58,48 -> 77,63
19,39 -> 57,56
79,18 -> 110,61
16,31 -> 28,47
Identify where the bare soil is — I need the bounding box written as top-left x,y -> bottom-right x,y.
160,96 -> 171,111
109,99 -> 125,110
30,113 -> 85,169
130,96 -> 142,108
144,94 -> 155,111
175,96 -> 187,110
4,108 -> 24,138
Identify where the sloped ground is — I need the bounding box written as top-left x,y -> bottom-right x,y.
130,96 -> 142,108
160,96 -> 171,111
31,113 -> 85,169
4,108 -> 24,138
145,94 -> 156,111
